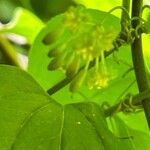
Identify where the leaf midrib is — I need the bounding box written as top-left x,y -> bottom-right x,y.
58,106 -> 64,150
10,101 -> 52,150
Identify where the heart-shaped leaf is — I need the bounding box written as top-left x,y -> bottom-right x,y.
0,65 -> 105,150
0,65 -> 150,149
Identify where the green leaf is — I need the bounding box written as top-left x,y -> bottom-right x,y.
1,65 -> 150,149
0,7 -> 44,44
0,65 -> 106,150
28,14 -> 67,90
119,112 -> 149,134
108,116 -> 150,150
73,102 -> 117,150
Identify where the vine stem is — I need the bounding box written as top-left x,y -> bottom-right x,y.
121,0 -> 130,30
131,0 -> 150,128
0,35 -> 21,67
104,89 -> 150,117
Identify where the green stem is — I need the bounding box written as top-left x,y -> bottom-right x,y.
0,35 -> 21,67
121,0 -> 130,30
119,0 -> 131,43
105,89 -> 150,117
131,0 -> 150,128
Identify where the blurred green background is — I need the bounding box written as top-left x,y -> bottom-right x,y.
0,0 -> 76,67
0,0 -> 76,22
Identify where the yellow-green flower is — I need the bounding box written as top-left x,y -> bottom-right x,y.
48,6 -> 117,92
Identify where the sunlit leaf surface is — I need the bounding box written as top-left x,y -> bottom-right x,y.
1,65 -> 150,150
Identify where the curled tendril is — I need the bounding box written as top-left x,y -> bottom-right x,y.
121,94 -> 143,114
100,5 -> 147,49
112,20 -> 135,48
101,6 -> 130,24
114,16 -> 146,48
130,17 -> 146,37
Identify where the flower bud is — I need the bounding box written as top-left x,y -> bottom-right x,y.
47,51 -> 66,70
66,55 -> 80,78
48,48 -> 63,58
70,69 -> 87,92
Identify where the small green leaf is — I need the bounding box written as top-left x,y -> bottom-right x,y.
108,115 -> 150,150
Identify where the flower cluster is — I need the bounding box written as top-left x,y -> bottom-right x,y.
48,6 -> 117,92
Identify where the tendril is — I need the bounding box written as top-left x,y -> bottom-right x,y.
121,94 -> 143,114
101,6 -> 130,24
